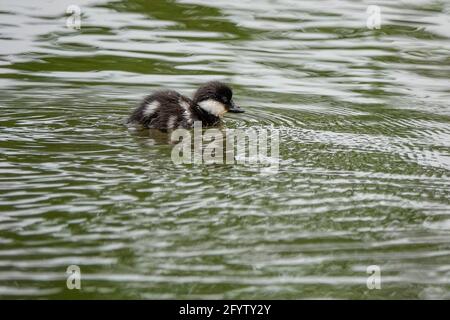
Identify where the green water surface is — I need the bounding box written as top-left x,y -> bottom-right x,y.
0,0 -> 449,299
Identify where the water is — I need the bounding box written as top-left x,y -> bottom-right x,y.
0,0 -> 449,299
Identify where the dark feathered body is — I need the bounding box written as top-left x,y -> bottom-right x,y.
127,81 -> 243,131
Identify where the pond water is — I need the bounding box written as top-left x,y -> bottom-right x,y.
0,0 -> 449,299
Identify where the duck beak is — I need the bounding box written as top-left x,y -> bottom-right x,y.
228,100 -> 244,113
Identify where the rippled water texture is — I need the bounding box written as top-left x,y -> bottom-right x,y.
0,0 -> 450,299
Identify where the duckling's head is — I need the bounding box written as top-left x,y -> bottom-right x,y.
193,81 -> 244,117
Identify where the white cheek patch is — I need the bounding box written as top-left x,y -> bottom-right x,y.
143,101 -> 160,117
198,99 -> 226,117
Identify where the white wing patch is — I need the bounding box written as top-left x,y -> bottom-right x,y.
182,108 -> 192,125
179,98 -> 190,110
198,99 -> 226,117
143,101 -> 160,117
167,115 -> 177,129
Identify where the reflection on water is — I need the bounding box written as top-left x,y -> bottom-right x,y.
0,0 -> 449,299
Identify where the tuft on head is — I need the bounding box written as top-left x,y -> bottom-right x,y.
193,81 -> 243,116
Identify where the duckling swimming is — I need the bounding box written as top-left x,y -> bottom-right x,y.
127,81 -> 244,130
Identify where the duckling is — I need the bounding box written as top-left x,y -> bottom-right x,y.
127,81 -> 244,131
